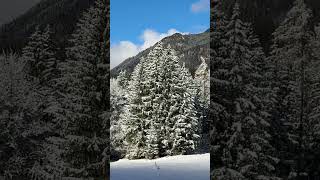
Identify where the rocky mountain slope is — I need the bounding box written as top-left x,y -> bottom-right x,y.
111,31 -> 210,77
0,0 -> 95,52
112,0 -> 320,77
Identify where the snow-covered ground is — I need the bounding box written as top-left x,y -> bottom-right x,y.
110,153 -> 210,180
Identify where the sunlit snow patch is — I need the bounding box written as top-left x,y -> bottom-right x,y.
111,153 -> 210,180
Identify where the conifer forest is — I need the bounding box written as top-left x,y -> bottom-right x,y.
211,0 -> 320,179
0,0 -> 109,179
1,0 -> 320,179
110,43 -> 210,160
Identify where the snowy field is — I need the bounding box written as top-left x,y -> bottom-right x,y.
110,153 -> 210,180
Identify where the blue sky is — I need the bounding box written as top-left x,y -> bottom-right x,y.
110,0 -> 209,68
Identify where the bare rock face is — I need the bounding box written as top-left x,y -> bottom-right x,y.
111,31 -> 210,77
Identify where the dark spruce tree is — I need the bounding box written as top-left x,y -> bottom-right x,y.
61,0 -> 109,178
269,0 -> 320,178
0,53 -> 41,179
211,2 -> 279,179
308,23 -> 320,179
31,0 -> 109,179
210,0 -> 231,178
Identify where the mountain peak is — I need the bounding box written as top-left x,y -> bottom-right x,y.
111,31 -> 209,78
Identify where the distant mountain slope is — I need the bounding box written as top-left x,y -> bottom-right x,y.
112,0 -> 320,78
0,0 -> 95,52
220,0 -> 320,53
111,31 -> 210,78
0,0 -> 40,26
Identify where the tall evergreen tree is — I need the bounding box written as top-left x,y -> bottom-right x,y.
210,0 -> 232,176
194,56 -> 210,151
32,0 -> 109,179
195,57 -> 210,109
146,120 -> 161,159
122,58 -> 149,159
269,0 -> 318,178
117,70 -> 130,89
171,64 -> 199,155
10,25 -> 59,180
122,42 -> 199,159
307,23 -> 320,178
143,43 -> 168,158
212,2 -> 279,179
63,0 -> 109,178
0,53 -> 40,179
21,25 -> 57,86
110,78 -> 127,160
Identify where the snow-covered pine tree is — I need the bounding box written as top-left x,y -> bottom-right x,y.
21,26 -> 43,79
122,58 -> 149,159
117,70 -> 130,89
195,56 -> 210,109
123,42 -> 168,159
156,44 -> 178,155
110,78 -> 127,160
0,53 -> 25,178
40,25 -> 59,86
146,43 -> 199,156
269,0 -> 317,178
0,53 -> 40,179
33,0 -> 109,179
146,120 -> 161,159
143,42 -> 168,158
21,25 -> 57,86
307,23 -> 320,178
210,0 -> 233,175
212,2 -> 279,179
211,2 -> 245,178
7,24 -> 60,180
64,0 -> 109,178
171,64 -> 199,155
122,42 -> 199,158
194,56 -> 210,151
99,3 -> 110,177
248,24 -> 285,179
20,26 -> 59,162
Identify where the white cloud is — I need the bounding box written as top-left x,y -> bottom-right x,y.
111,29 -> 188,68
110,41 -> 139,69
139,28 -> 188,51
191,0 -> 209,13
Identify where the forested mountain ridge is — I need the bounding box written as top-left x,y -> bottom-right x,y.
0,0 -> 95,52
211,0 -> 320,179
112,0 -> 320,78
220,0 -> 320,53
111,31 -> 210,77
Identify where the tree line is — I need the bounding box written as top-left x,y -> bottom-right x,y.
110,43 -> 210,160
0,0 -> 109,179
211,0 -> 320,179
